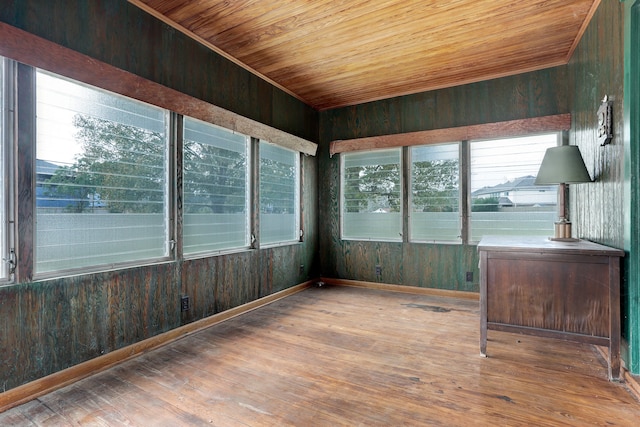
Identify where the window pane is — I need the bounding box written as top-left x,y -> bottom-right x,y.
410,143 -> 460,242
36,70 -> 169,274
341,149 -> 402,241
183,117 -> 250,254
470,134 -> 558,241
0,58 -> 6,279
260,141 -> 299,245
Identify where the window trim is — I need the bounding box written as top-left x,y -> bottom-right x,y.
330,114 -> 570,155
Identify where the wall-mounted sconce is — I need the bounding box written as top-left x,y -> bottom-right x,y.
597,95 -> 613,146
535,145 -> 592,241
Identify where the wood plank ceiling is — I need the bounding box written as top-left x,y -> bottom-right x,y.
130,0 -> 600,111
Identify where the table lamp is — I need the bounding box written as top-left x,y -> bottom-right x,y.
534,145 -> 592,240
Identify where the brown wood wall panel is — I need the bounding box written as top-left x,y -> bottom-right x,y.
318,68 -> 569,291
0,0 -> 318,394
0,264 -> 179,389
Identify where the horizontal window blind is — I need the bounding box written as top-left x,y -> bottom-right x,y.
410,143 -> 460,242
470,134 -> 558,241
259,141 -> 299,245
0,58 -> 6,280
183,117 -> 250,254
35,70 -> 169,274
341,149 -> 402,241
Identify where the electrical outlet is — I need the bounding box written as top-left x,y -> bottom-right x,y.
181,295 -> 190,312
466,271 -> 473,282
299,264 -> 304,274
375,265 -> 382,276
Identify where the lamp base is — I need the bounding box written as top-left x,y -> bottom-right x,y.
553,220 -> 572,239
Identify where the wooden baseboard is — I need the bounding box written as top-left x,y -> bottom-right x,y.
0,280 -> 314,414
319,277 -> 480,301
624,369 -> 640,402
594,344 -> 640,401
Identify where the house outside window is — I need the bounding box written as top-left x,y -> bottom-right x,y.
469,134 -> 558,241
35,70 -> 170,275
340,133 -> 558,244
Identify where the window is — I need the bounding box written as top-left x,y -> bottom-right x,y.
340,132 -> 559,244
0,58 -> 7,280
410,143 -> 460,242
183,117 -> 250,255
259,140 -> 300,245
35,70 -> 170,275
341,148 -> 402,241
470,134 -> 558,241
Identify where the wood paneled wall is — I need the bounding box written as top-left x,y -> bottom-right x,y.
318,69 -> 569,291
1,264 -> 179,388
565,0 -> 635,369
568,0 -> 625,249
0,0 -> 318,143
0,0 -> 318,393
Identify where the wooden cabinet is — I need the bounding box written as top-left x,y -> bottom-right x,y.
478,236 -> 624,380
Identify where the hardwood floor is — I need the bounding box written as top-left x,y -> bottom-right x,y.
1,284 -> 639,426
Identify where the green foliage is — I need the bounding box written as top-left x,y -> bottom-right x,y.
411,159 -> 459,212
42,165 -> 96,213
343,163 -> 401,213
472,197 -> 500,212
260,157 -> 296,214
44,114 -> 165,213
183,140 -> 246,214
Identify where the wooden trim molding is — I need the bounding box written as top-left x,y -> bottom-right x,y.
624,369 -> 640,402
320,277 -> 480,301
0,22 -> 317,156
329,114 -> 572,155
0,281 -> 314,413
595,343 -> 640,400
